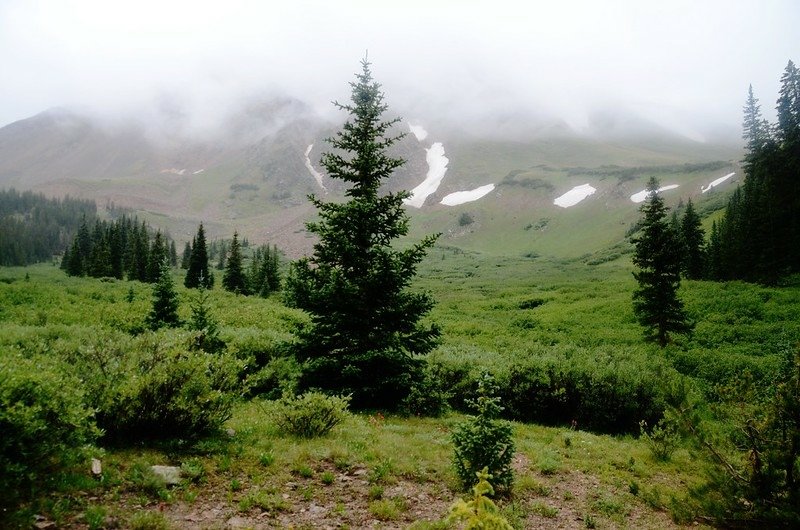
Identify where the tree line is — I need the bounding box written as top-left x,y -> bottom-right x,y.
61,215 -> 177,281
707,60 -> 800,284
0,188 -> 96,266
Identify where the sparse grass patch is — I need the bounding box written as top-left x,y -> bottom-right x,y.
530,500 -> 559,518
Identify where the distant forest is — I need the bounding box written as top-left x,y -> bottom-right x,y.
0,189 -> 96,266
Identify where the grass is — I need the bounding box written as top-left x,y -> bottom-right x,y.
2,246 -> 797,527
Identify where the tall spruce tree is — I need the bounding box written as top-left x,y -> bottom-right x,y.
222,232 -> 248,294
680,199 -> 706,280
285,58 -> 440,409
181,241 -> 192,269
185,223 -> 213,289
631,178 -> 693,346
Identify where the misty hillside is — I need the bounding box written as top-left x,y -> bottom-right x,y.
0,100 -> 741,258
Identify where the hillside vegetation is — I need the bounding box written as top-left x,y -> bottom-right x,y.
1,252 -> 798,527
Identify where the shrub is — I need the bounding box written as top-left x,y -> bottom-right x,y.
272,391 -> 350,438
452,375 -> 515,493
0,353 -> 98,507
400,365 -> 450,417
640,415 -> 681,461
69,332 -> 244,443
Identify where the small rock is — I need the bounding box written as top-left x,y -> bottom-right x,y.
34,521 -> 55,529
353,468 -> 367,476
151,465 -> 182,485
282,493 -> 290,500
91,458 -> 102,475
308,504 -> 325,515
226,428 -> 236,437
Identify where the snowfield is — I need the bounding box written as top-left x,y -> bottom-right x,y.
304,144 -> 327,192
441,184 -> 495,206
405,142 -> 449,208
554,184 -> 596,208
702,172 -> 735,193
630,184 -> 679,203
408,123 -> 429,141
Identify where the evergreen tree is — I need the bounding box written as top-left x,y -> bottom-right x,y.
631,178 -> 693,346
146,231 -> 166,283
680,199 -> 706,280
185,223 -> 213,289
222,232 -> 248,294
742,84 -> 770,167
181,241 -> 192,269
285,59 -> 440,409
187,285 -> 225,353
169,240 -> 178,267
146,259 -> 180,330
776,60 -> 800,144
259,244 -> 281,296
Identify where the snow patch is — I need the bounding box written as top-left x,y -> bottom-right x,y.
193,169 -> 205,175
554,184 -> 596,208
304,144 -> 327,192
408,122 -> 429,141
404,142 -> 449,208
702,172 -> 735,193
441,184 -> 495,206
630,184 -> 680,203
160,168 -> 186,176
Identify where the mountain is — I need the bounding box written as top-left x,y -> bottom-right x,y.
0,100 -> 742,260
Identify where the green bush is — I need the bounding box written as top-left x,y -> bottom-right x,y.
452,375 -> 514,493
0,353 -> 98,507
70,332 -> 244,443
447,467 -> 514,529
400,365 -> 450,417
272,391 -> 350,438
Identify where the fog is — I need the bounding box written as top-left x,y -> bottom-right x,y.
1,0 -> 798,142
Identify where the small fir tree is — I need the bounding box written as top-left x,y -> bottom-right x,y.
452,375 -> 515,493
631,177 -> 693,346
146,259 -> 180,330
285,58 -> 440,409
222,232 -> 248,294
187,285 -> 225,353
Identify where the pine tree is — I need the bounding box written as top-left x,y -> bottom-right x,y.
776,60 -> 800,144
185,223 -> 213,289
222,232 -> 248,294
680,199 -> 705,280
146,259 -> 180,330
169,240 -> 178,267
631,178 -> 693,346
187,285 -> 225,353
285,58 -> 440,409
742,84 -> 770,166
146,231 -> 166,283
181,241 -> 192,269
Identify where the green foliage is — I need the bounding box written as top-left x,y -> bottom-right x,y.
222,231 -> 249,294
400,366 -> 450,417
447,468 -> 514,529
184,223 -> 213,289
631,177 -> 692,346
0,188 -> 96,266
285,59 -> 440,409
452,376 -> 515,493
186,285 -> 225,353
0,354 -> 98,508
272,391 -> 351,438
56,331 -> 243,442
146,259 -> 181,330
669,350 -> 800,525
639,415 -> 681,461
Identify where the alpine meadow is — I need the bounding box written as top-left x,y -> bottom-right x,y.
2,5 -> 800,528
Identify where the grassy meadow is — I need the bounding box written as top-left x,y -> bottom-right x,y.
1,249 -> 799,528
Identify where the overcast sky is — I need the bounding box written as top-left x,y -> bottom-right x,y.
1,0 -> 798,139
